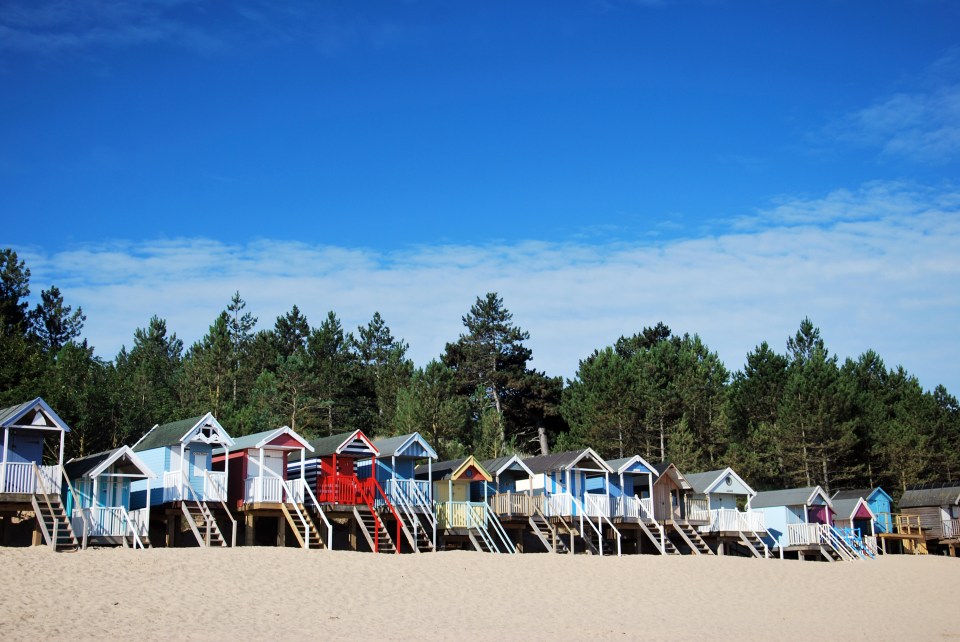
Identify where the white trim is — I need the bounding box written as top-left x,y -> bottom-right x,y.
490,454 -> 534,478
85,446 -> 157,480
389,432 -> 439,460
254,425 -> 313,452
334,429 -> 379,457
701,467 -> 757,497
0,398 -> 72,434
565,448 -> 615,473
613,454 -> 659,478
807,486 -> 834,509
182,412 -> 236,447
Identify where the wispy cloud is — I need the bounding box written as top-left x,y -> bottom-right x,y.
16,181 -> 960,392
0,0 -> 226,55
823,52 -> 960,164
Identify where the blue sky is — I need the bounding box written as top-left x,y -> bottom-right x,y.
2,1 -> 959,392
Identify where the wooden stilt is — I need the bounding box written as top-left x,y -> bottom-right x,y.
245,512 -> 255,546
277,515 -> 286,547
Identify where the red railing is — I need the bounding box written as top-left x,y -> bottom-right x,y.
314,474 -> 402,553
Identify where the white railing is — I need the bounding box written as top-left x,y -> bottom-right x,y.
583,494 -> 611,518
245,476 -> 283,503
288,477 -> 306,503
703,509 -> 766,533
384,478 -> 432,506
204,471 -> 227,502
163,471 -> 182,502
864,534 -> 879,556
942,518 -> 960,539
544,492 -> 574,517
73,506 -> 144,547
129,507 -> 150,537
2,462 -> 60,494
788,522 -> 825,546
570,494 -> 622,557
685,496 -> 710,522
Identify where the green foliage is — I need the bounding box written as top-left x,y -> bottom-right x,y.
0,247 -> 956,494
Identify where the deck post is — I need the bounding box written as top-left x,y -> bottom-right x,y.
0,427 -> 8,491
167,514 -> 176,547
277,514 -> 286,547
429,460 -> 435,549
245,512 -> 255,546
58,429 -> 65,467
258,449 -> 265,503
179,443 -> 186,499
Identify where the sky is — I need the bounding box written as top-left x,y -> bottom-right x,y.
1,1 -> 959,392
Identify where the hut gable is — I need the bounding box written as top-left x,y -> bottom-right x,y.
450,456 -> 492,483
0,397 -> 70,433
685,468 -> 755,497
65,446 -> 155,480
373,433 -> 438,460
481,454 -> 533,479
308,430 -> 378,459
227,426 -> 312,453
132,413 -> 234,452
607,455 -> 658,476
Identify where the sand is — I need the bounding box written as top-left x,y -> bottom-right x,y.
1,547 -> 955,640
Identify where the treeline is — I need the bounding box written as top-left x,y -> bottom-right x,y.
1,249 -> 957,497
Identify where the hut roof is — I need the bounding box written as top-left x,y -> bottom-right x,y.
216,426 -> 312,454
523,448 -> 612,474
606,455 -> 658,476
899,483 -> 960,508
65,445 -> 154,480
0,397 -> 70,433
132,413 -> 233,451
751,486 -> 831,509
832,496 -> 874,522
372,432 -> 438,460
685,467 -> 756,496
480,454 -> 533,478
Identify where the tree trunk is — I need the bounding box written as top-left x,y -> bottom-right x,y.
537,425 -> 549,456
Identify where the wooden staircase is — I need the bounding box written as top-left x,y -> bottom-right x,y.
528,509 -> 570,554
401,511 -> 435,553
282,503 -> 326,549
181,501 -> 227,547
670,521 -> 714,555
738,529 -> 768,558
640,519 -> 678,555
468,529 -> 497,552
31,495 -> 79,552
353,506 -> 397,553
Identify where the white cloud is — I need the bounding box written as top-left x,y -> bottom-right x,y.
16,181 -> 960,393
827,80 -> 960,164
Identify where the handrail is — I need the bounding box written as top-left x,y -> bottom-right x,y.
464,501 -> 501,552
485,508 -> 516,553
32,463 -> 60,550
60,465 -> 90,550
570,494 -> 622,557
201,469 -> 236,547
388,481 -> 429,551
258,468 -> 311,549
401,478 -> 437,549
825,525 -> 859,561
360,477 -> 402,553
118,505 -> 145,549
299,479 -> 334,549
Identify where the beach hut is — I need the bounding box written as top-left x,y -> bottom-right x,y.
287,430 -> 401,553
212,426 -> 329,549
130,412 -> 237,548
685,467 -> 769,557
415,456 -> 515,553
0,398 -> 78,551
519,449 -> 622,555
897,483 -> 960,555
832,487 -> 894,535
605,455 -> 669,554
356,432 -> 438,552
64,446 -> 155,548
650,462 -> 713,555
481,454 -> 536,551
829,495 -> 877,558
750,486 -> 862,560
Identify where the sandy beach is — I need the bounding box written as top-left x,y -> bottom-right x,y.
1,548 -> 955,641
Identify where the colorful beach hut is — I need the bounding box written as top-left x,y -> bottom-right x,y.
130,412 -> 237,548
605,455 -> 667,554
415,455 -> 514,553
287,430 -> 401,553
0,398 -> 78,551
212,426 -> 328,549
357,432 -> 438,552
832,487 -> 893,535
520,449 -> 622,555
749,486 -> 863,560
64,446 -> 155,548
685,467 -> 768,557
